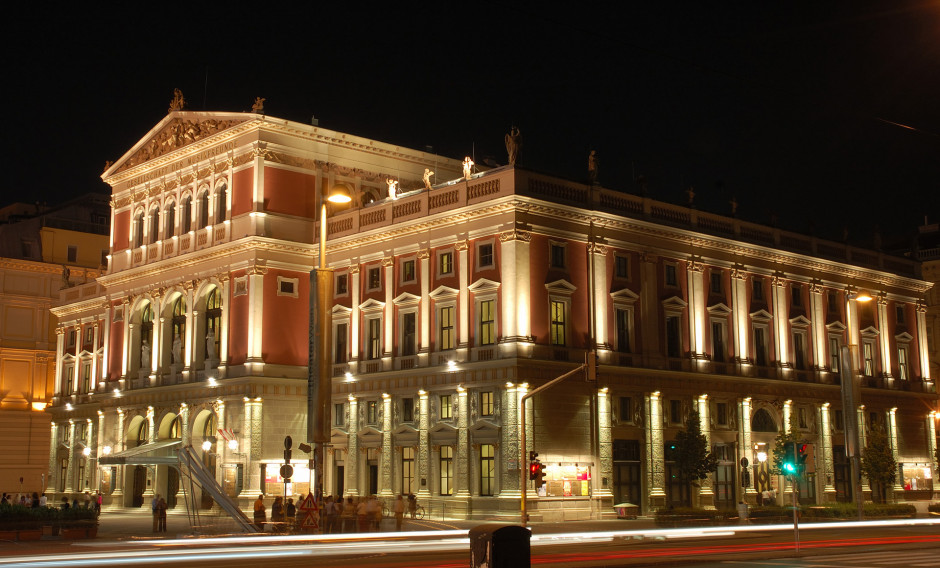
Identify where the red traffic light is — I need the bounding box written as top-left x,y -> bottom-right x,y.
529,462 -> 540,480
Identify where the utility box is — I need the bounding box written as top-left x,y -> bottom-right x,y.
469,524 -> 531,568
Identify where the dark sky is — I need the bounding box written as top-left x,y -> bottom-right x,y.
5,3 -> 939,248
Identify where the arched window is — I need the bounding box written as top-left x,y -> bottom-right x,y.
751,408 -> 778,432
164,202 -> 176,238
140,302 -> 153,368
169,415 -> 182,439
199,191 -> 210,229
134,212 -> 145,248
206,288 -> 222,359
181,197 -> 192,233
172,296 -> 187,343
135,420 -> 149,447
215,184 -> 227,224
149,208 -> 160,244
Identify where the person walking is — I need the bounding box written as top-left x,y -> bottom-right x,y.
253,495 -> 266,532
285,497 -> 296,533
407,494 -> 416,519
152,494 -> 161,532
393,494 -> 405,532
356,497 -> 369,533
271,497 -> 285,533
342,497 -> 356,533
157,497 -> 168,533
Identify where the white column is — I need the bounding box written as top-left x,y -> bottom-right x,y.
101,308 -> 111,383
244,397 -> 263,493
497,384 -> 520,499
113,409 -> 125,499
596,388 -> 613,499
772,276 -> 789,367
121,300 -> 131,378
687,261 -> 706,358
737,398 -> 754,501
246,265 -> 266,364
55,329 -> 65,394
457,241 -> 470,359
455,387 -> 470,498
697,394 -> 713,503
498,230 -> 531,356
783,400 -> 792,434
417,391 -> 430,498
592,245 -> 609,348
347,396 -> 360,496
887,407 -> 903,491
877,295 -> 892,378
380,394 -> 393,498
72,325 -> 82,391
48,422 -> 57,494
350,266 -> 361,373
645,391 -> 665,506
216,400 -> 227,491
219,275 -> 231,371
91,323 -> 100,390
418,250 -> 430,366
819,403 -> 835,498
383,257 -> 394,368
65,420 -> 76,492
915,303 -> 930,379
810,284 -> 826,370
927,412 -> 938,494
731,266 -> 750,363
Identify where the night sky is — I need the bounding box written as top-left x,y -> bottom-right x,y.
5,3 -> 939,248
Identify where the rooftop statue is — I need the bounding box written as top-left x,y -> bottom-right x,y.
423,168 -> 434,190
252,97 -> 266,113
462,157 -> 474,180
386,178 -> 399,200
505,126 -> 521,166
588,150 -> 598,184
168,89 -> 186,112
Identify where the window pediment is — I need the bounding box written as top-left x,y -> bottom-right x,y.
429,285 -> 459,300
545,279 -> 577,296
359,298 -> 385,313
610,287 -> 639,304
393,424 -> 419,436
860,326 -> 880,338
357,426 -> 383,441
707,302 -> 731,316
825,321 -> 846,333
789,315 -> 811,328
468,278 -> 501,293
393,292 -> 421,306
662,295 -> 687,310
749,309 -> 773,322
331,304 -> 352,316
470,419 -> 499,433
895,331 -> 913,342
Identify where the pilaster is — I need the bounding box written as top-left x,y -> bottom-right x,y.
819,403 -> 835,499
347,396 -> 360,496
697,394 -> 714,506
455,387 -> 470,498
645,391 -> 665,508
380,394 -> 393,498
595,388 -> 613,499
417,391 -> 430,498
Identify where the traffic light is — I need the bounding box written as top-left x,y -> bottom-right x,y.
782,441 -> 797,475
535,461 -> 546,486
797,443 -> 808,475
529,461 -> 540,480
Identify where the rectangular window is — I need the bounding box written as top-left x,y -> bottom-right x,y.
834,409 -> 844,431
367,318 -> 381,360
480,391 -> 494,417
616,309 -> 631,353
65,368 -> 74,395
402,398 -> 414,422
829,337 -> 840,370
754,327 -> 768,366
479,300 -> 495,346
84,327 -> 94,343
550,243 -> 565,269
334,403 -> 344,426
480,444 -> 495,496
863,342 -> 874,376
334,323 -> 348,363
712,322 -> 726,363
440,446 -> 454,496
439,251 -> 453,275
440,395 -> 452,419
550,300 -> 566,346
401,259 -> 416,283
665,264 -> 677,286
752,278 -> 764,301
619,396 -> 632,423
279,279 -> 295,295
669,400 -> 682,424
401,447 -> 415,495
81,364 -> 91,393
614,255 -> 629,279
367,401 -> 378,424
791,284 -> 802,307
439,306 -> 455,350
68,330 -> 76,348
898,346 -> 909,380
401,312 -> 416,356
478,243 -> 494,269
793,332 -> 806,370
710,271 -> 722,294
716,402 -> 728,426
368,267 -> 381,290
665,315 -> 681,358
67,245 -> 77,263
896,305 -> 905,325
798,407 -> 808,429
336,274 -> 348,295
827,291 -> 838,314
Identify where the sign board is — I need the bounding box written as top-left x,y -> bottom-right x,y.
280,464 -> 294,480
298,493 -> 318,512
302,511 -> 319,530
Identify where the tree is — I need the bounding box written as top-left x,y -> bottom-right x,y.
674,409 -> 718,494
861,424 -> 898,504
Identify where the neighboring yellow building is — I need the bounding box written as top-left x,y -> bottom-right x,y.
0,195 -> 108,495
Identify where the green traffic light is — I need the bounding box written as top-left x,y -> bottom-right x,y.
783,462 -> 796,473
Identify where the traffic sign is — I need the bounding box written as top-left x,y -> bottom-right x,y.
280,464 -> 294,480
298,493 -> 318,512
302,511 -> 319,530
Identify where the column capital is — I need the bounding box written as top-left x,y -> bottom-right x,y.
498,229 -> 531,243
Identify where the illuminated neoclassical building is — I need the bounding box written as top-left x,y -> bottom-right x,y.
48,107 -> 937,518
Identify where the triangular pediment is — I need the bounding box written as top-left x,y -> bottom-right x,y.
468,278 -> 501,293
429,285 -> 459,299
331,304 -> 352,316
895,331 -> 913,342
750,309 -> 773,322
707,302 -> 732,315
393,292 -> 421,306
825,321 -> 847,332
860,325 -> 880,337
357,426 -> 383,442
359,298 -> 386,312
393,424 -> 418,436
430,422 -> 458,434
662,295 -> 688,309
105,111 -> 255,178
470,419 -> 499,433
789,315 -> 812,327
545,279 -> 577,295
330,428 -> 349,445
610,287 -> 639,304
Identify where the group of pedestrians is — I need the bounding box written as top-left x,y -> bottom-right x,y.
252,494 -> 297,533
151,493 -> 168,533
250,493 -> 420,534
1,491 -> 101,516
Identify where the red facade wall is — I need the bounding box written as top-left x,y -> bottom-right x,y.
227,272 -> 248,366
113,210 -> 130,252
263,167 -> 317,218
262,269 -> 310,366
108,312 -> 123,381
231,168 -> 254,217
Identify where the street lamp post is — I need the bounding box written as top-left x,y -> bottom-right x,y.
307,185 -> 351,514
839,289 -> 872,522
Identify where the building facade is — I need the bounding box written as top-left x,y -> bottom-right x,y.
0,196 -> 108,494
48,109 -> 937,518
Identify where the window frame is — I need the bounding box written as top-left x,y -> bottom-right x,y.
476,241 -> 495,271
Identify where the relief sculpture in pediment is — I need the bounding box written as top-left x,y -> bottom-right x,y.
116,117 -> 239,174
